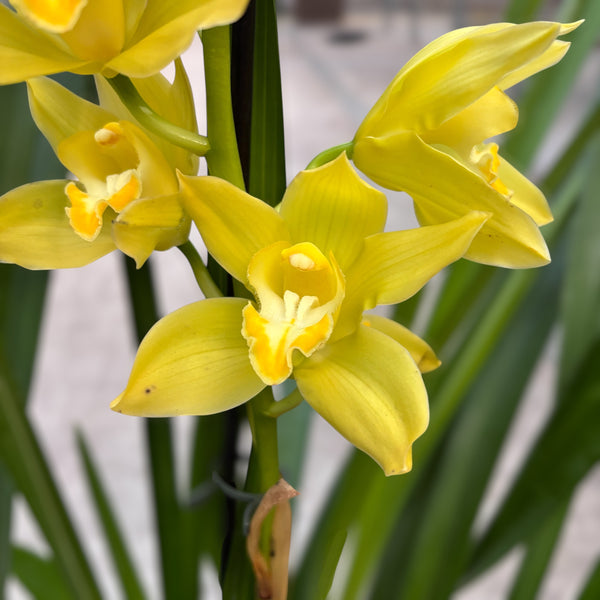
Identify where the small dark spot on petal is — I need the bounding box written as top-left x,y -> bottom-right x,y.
144,384 -> 157,394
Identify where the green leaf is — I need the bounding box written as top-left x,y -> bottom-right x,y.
290,451 -> 379,599
507,502 -> 569,600
10,546 -> 72,600
370,243 -> 564,600
248,0 -> 286,206
121,256 -> 190,599
577,556 -> 600,600
559,135 -> 600,391
465,336 -> 600,581
0,362 -> 101,599
504,0 -> 547,22
76,432 -> 146,600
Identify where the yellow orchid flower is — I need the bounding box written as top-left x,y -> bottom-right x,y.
0,0 -> 250,83
0,73 -> 194,269
111,155 -> 489,475
352,20 -> 582,269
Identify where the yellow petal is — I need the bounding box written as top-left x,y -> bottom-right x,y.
295,325 -> 429,476
111,298 -> 265,416
60,0 -> 125,62
106,0 -> 250,77
337,212 -> 488,337
499,22 -> 583,90
112,194 -> 191,268
242,241 -> 345,385
420,86 -> 518,156
10,0 -> 87,33
358,21 -> 566,136
362,315 -> 440,373
353,132 -> 550,268
0,6 -> 88,84
0,180 -> 115,269
496,155 -> 552,226
95,60 -> 199,176
27,77 -> 115,154
279,153 -> 387,271
179,174 -> 290,284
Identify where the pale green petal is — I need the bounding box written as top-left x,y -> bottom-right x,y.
363,315 -> 440,373
27,77 -> 115,154
497,155 -> 552,226
421,86 -> 518,156
111,298 -> 265,416
179,174 -> 290,284
337,212 -> 488,336
353,132 -> 550,268
107,0 -> 250,77
112,194 -> 191,267
279,153 -> 387,271
295,325 -> 429,476
358,21 -> 564,136
0,5 -> 88,84
0,180 -> 115,269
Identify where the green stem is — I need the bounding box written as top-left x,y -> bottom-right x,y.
306,142 -> 354,169
178,241 -> 223,299
203,26 -> 246,189
246,387 -> 281,493
107,75 -> 210,156
264,387 -> 304,418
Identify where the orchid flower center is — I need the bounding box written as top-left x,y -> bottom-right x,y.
470,142 -> 512,198
242,241 -> 346,385
11,0 -> 87,33
65,123 -> 142,242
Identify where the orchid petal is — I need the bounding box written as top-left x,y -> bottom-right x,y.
0,5 -> 88,84
295,325 -> 429,476
420,86 -> 518,156
60,0 -> 125,62
0,180 -> 115,269
27,77 -> 115,154
360,22 -> 565,135
106,0 -> 250,77
95,59 -> 199,175
280,153 -> 387,271
111,298 -> 265,416
179,174 -> 289,284
363,315 -> 440,373
497,155 -> 552,226
112,194 -> 190,267
337,212 -> 488,336
353,132 -> 550,268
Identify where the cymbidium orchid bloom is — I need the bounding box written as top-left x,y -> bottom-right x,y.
0,72 -> 195,269
351,20 -> 581,269
111,154 -> 489,475
0,0 -> 250,83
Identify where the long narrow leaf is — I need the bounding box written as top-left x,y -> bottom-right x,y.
122,256 -> 188,600
76,432 -> 146,600
559,135 -> 600,391
248,0 -> 286,206
371,241 -> 565,600
578,557 -> 600,600
507,502 -> 569,600
0,362 -> 101,599
10,546 -> 72,600
465,337 -> 600,580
